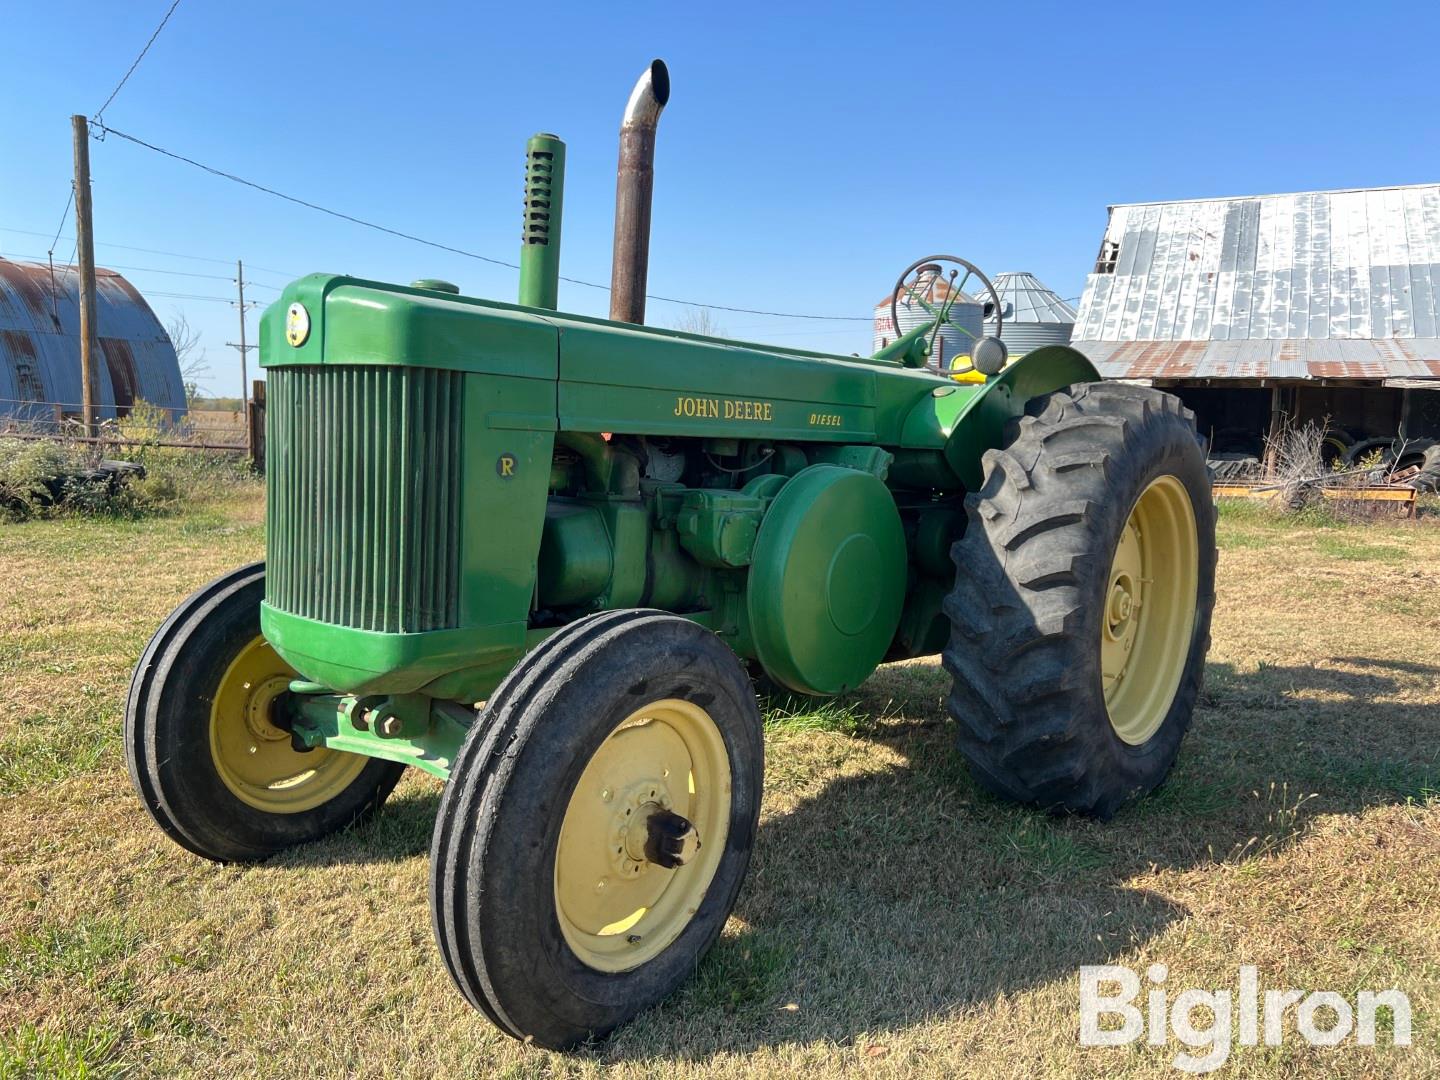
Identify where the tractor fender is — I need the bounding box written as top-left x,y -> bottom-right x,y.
941,345 -> 1100,489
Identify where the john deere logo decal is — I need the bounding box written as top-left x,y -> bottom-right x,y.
285,303 -> 311,347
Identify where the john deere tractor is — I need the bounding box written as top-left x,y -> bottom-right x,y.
125,61 -> 1215,1048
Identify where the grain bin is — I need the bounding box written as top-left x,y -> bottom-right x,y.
982,271 -> 1074,356
873,265 -> 984,371
0,257 -> 185,424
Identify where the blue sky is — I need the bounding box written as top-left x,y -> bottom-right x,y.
3,1 -> 1437,396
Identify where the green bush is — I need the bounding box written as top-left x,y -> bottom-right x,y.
0,439 -> 89,519
112,401 -> 256,507
0,429 -> 256,522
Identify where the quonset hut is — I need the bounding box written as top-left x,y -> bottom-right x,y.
0,257 -> 185,425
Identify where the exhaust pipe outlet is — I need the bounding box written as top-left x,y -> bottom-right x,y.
609,59 -> 670,324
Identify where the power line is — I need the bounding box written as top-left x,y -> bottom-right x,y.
0,226 -> 296,277
2,249 -> 282,289
48,187 -> 74,256
91,121 -> 871,322
95,0 -> 185,121
147,289 -> 259,305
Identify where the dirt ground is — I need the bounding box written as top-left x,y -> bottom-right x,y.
2,492 -> 1438,1078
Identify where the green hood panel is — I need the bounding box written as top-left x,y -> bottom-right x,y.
261,275 -> 559,379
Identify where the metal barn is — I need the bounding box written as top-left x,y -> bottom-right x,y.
1071,184 -> 1440,466
0,257 -> 185,425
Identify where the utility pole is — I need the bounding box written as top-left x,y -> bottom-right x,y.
236,260 -> 249,401
72,114 -> 99,437
226,260 -> 258,459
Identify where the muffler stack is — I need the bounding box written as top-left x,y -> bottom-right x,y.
608,60 -> 670,325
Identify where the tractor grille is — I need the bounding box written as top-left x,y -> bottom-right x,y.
266,365 -> 464,633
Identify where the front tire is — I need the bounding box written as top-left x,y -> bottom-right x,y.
125,565 -> 405,862
430,610 -> 763,1049
944,382 -> 1216,818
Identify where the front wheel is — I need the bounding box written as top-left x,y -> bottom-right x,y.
430,610 -> 763,1049
944,382 -> 1216,818
125,565 -> 405,862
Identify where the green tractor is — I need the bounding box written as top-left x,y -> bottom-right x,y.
125,61 -> 1215,1048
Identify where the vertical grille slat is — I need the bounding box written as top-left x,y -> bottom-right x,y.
266,365 -> 463,634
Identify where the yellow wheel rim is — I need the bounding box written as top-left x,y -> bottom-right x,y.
209,636 -> 368,813
1102,475 -> 1199,745
553,699 -> 731,973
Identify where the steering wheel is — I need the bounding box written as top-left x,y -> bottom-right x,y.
888,255 -> 1007,376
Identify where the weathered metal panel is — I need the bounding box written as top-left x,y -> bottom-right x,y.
0,257 -> 184,421
1074,183 -> 1440,382
1075,336 -> 1440,381
1405,187 -> 1436,338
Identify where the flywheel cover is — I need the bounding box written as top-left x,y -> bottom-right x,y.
747,465 -> 907,695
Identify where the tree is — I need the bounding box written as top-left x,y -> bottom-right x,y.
670,307 -> 727,339
167,311 -> 208,409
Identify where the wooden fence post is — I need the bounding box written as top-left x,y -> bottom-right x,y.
248,379 -> 266,472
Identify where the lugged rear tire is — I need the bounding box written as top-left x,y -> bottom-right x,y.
125,565 -> 405,862
943,382 -> 1216,818
430,610 -> 764,1049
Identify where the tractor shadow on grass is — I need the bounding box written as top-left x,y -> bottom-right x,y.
603,653 -> 1440,1059
272,784 -> 445,869
259,653 -> 1440,1057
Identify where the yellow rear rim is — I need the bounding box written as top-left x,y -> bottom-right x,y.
1102,475 -> 1199,745
553,699 -> 731,973
209,636 -> 368,813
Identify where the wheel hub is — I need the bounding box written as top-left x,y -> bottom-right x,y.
1101,476 -> 1199,746
1106,573 -> 1137,638
553,700 -> 731,972
244,675 -> 294,744
210,636 -> 368,813
643,808 -> 700,869
608,779 -> 682,877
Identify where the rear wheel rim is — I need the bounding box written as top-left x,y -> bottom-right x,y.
1102,475 -> 1199,745
553,699 -> 731,973
209,636 -> 368,813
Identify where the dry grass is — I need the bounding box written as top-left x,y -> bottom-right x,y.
3,493 -> 1440,1077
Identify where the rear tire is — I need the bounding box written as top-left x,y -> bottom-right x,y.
125,565 -> 404,862
944,382 -> 1216,818
430,610 -> 763,1049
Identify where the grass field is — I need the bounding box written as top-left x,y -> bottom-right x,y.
3,491 -> 1439,1078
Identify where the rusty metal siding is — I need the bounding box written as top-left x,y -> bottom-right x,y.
0,258 -> 184,420
1073,184 -> 1440,381
1078,337 -> 1440,381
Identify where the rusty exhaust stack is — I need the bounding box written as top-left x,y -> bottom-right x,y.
609,59 -> 670,324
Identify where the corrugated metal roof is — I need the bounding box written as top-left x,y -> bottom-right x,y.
987,271 -> 1076,325
0,258 -> 185,420
1071,183 -> 1440,381
1079,338 -> 1440,381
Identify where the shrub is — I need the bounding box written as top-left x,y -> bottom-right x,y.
0,433 -> 256,521
0,439 -> 89,519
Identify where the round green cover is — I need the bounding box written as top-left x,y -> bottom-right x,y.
747,465 -> 907,695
